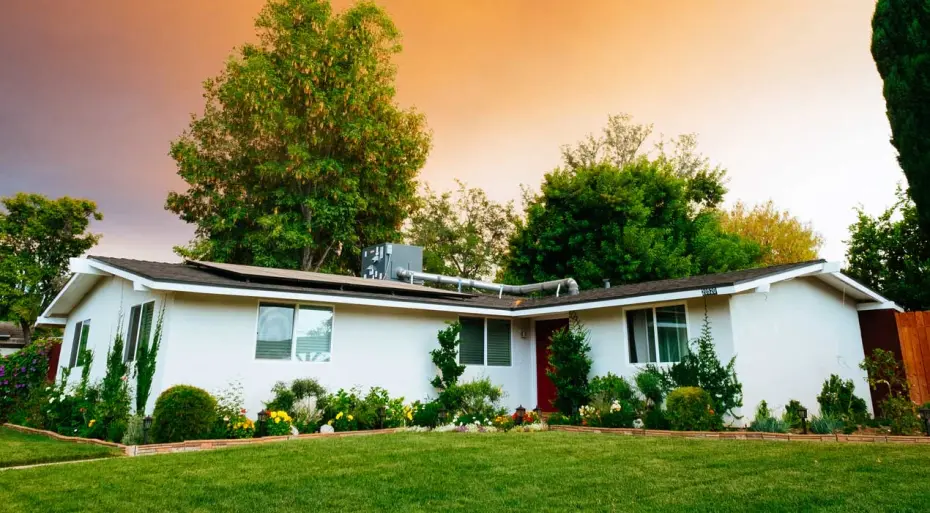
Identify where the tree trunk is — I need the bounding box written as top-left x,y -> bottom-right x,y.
20,319 -> 32,346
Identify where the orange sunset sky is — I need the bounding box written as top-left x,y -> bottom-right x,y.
0,0 -> 901,264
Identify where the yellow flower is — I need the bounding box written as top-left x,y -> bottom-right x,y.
347,415 -> 354,421
274,417 -> 281,424
336,412 -> 344,420
88,419 -> 96,427
327,419 -> 333,426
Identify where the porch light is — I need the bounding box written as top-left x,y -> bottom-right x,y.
919,407 -> 930,436
797,407 -> 808,435
142,416 -> 153,445
516,405 -> 526,425
257,410 -> 269,437
533,405 -> 541,417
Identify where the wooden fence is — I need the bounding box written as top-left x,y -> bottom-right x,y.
895,311 -> 930,405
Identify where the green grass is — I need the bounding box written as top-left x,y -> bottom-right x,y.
0,427 -> 121,468
2,431 -> 930,512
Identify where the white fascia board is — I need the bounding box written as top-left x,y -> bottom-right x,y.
69,257 -> 110,275
857,301 -> 904,313
830,272 -> 900,309
512,286 -> 738,318
38,273 -> 82,320
731,262 -> 826,293
35,316 -> 67,327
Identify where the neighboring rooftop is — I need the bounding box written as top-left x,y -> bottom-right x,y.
0,321 -> 26,349
82,256 -> 847,312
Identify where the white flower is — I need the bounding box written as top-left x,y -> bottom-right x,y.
48,397 -> 55,403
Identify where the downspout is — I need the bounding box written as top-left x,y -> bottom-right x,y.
395,268 -> 580,297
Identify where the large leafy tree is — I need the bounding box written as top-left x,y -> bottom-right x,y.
503,159 -> 762,289
872,1 -> 930,236
405,181 -> 518,280
166,0 -> 431,272
0,193 -> 102,343
845,187 -> 930,311
719,200 -> 823,266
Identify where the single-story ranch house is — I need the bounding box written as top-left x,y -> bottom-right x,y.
36,249 -> 899,422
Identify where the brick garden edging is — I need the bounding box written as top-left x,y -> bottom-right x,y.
549,424 -> 930,444
3,423 -> 400,457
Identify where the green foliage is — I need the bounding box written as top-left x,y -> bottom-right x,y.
634,365 -> 667,407
664,310 -> 742,419
322,386 -> 406,431
783,399 -> 807,429
845,188 -> 930,310
583,395 -> 637,428
881,396 -> 922,435
0,339 -> 54,421
817,374 -> 869,425
152,385 -> 218,443
589,373 -> 636,403
406,180 -> 518,280
430,322 -> 465,406
97,325 -> 131,442
643,408 -> 670,430
809,414 -> 844,435
447,378 -> 505,420
860,348 -> 910,401
411,400 -> 443,428
0,193 -> 102,343
165,0 -> 431,273
121,415 -> 144,446
546,315 -> 592,416
503,157 -> 761,290
545,412 -> 574,426
133,303 -> 164,414
748,401 -> 789,433
665,387 -> 720,431
265,377 -> 329,415
871,2 -> 930,236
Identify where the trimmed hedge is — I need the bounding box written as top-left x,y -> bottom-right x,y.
152,385 -> 217,443
666,386 -> 720,431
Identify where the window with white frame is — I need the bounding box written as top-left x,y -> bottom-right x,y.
255,303 -> 333,362
68,319 -> 92,368
458,317 -> 511,366
125,301 -> 155,362
627,304 -> 689,364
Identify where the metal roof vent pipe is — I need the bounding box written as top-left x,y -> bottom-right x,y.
603,278 -> 611,289
395,268 -> 580,297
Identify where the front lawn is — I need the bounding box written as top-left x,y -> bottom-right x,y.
2,431 -> 929,511
0,427 -> 121,468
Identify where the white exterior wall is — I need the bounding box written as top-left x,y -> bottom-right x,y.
578,295 -> 734,382
57,277 -> 166,408
158,292 -> 533,415
730,277 -> 870,418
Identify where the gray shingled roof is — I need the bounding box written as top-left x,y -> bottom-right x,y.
0,321 -> 26,349
89,256 -> 825,311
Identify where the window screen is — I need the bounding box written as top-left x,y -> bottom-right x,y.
255,304 -> 295,360
459,317 -> 485,365
295,306 -> 333,362
486,319 -> 512,366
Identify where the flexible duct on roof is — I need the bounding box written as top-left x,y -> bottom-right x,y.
395,268 -> 579,297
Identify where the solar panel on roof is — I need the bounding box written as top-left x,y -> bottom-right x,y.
188,260 -> 472,298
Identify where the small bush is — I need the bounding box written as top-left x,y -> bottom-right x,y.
783,399 -> 806,429
411,400 -> 443,428
643,408 -> 669,430
265,382 -> 298,413
749,416 -> 789,433
152,385 -> 217,443
809,414 -> 844,435
881,396 -> 922,435
443,378 -> 505,420
545,412 -> 576,426
665,387 -> 720,431
292,396 -> 323,434
590,373 -> 636,402
634,366 -> 667,407
266,410 -> 292,436
817,374 -> 868,424
325,388 -> 362,431
583,393 -> 637,428
547,315 -> 593,416
121,415 -> 144,445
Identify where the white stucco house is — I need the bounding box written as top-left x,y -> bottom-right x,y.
35,252 -> 899,422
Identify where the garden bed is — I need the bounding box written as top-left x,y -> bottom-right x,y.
549,424 -> 930,443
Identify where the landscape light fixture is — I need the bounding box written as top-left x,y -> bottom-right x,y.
797,406 -> 808,435
142,415 -> 153,445
516,405 -> 526,425
257,410 -> 269,437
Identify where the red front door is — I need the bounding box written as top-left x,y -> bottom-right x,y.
535,318 -> 569,412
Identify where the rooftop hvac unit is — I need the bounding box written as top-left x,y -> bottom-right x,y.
361,243 -> 423,281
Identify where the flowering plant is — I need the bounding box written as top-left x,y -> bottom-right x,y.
227,416 -> 256,439
327,410 -> 356,432
0,339 -> 54,422
266,410 -> 292,436
512,410 -> 539,425
493,414 -> 515,431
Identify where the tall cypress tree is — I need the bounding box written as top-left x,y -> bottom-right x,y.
871,0 -> 930,235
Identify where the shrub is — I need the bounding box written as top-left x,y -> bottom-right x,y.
584,392 -> 637,428
431,322 -> 466,397
664,311 -> 742,419
634,366 -> 667,408
325,388 -> 362,431
545,412 -> 577,426
265,410 -> 292,436
265,377 -> 329,429
121,415 -> 144,445
748,402 -> 788,433
213,380 -> 248,438
809,414 -> 844,435
665,387 -> 720,431
454,378 -> 505,419
292,396 -> 323,434
151,385 -> 217,443
356,387 -> 406,429
643,408 -> 669,430
291,378 -> 327,402
547,314 -> 592,416
97,327 -> 131,442
411,400 -> 443,428
881,396 -> 922,435
492,414 -> 515,431
265,382 -> 297,413
817,374 -> 868,424
783,399 -> 806,429
589,373 -> 636,402
0,339 -> 55,422
133,304 -> 163,414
